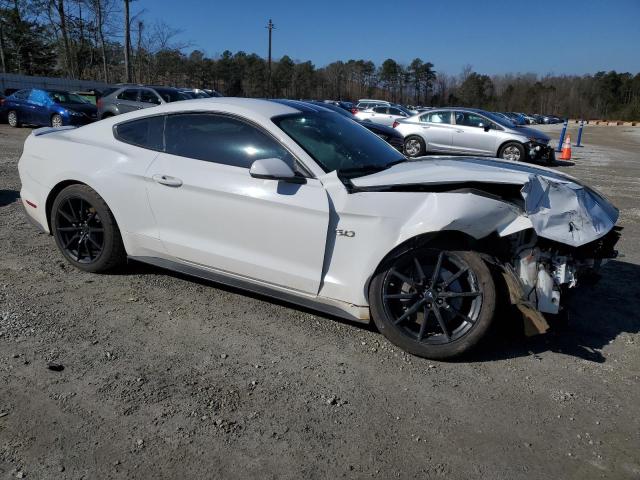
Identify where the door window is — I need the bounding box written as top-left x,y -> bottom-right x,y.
373,106 -> 388,114
117,89 -> 140,101
388,107 -> 405,116
420,111 -> 452,124
114,115 -> 165,151
164,113 -> 298,170
455,111 -> 489,128
140,90 -> 161,104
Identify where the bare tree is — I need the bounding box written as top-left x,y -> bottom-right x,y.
55,0 -> 75,77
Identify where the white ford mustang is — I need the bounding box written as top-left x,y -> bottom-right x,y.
18,98 -> 620,359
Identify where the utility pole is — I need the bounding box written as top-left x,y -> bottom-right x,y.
266,19 -> 275,97
124,0 -> 131,83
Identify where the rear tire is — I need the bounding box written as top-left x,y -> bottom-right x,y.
8,110 -> 20,128
51,184 -> 126,273
499,142 -> 525,162
404,136 -> 426,158
51,114 -> 63,128
370,248 -> 496,360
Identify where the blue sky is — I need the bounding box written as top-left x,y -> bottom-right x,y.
135,0 -> 640,75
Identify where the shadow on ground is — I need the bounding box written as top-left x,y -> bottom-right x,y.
118,258 -> 638,364
0,189 -> 19,207
468,260 -> 640,363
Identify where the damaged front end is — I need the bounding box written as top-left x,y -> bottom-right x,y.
526,141 -> 555,164
499,226 -> 621,334
348,157 -> 621,334
497,174 -> 621,334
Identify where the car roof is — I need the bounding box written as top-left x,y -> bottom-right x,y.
101,97 -> 303,122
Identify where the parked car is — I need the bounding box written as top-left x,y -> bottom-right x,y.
4,89 -> 97,128
323,100 -> 354,112
520,113 -> 538,124
18,98 -> 620,360
355,104 -> 413,127
353,99 -> 390,113
395,107 -> 554,163
279,99 -> 404,152
97,85 -> 188,119
0,93 -> 6,122
203,89 -> 223,97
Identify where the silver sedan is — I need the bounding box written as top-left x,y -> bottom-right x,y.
395,107 -> 554,163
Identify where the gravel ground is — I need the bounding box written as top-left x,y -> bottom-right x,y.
1,123 -> 639,479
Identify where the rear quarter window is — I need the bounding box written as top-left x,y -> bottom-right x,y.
114,115 -> 165,151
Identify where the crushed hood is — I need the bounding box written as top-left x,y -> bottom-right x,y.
350,157 -> 573,188
350,157 -> 619,247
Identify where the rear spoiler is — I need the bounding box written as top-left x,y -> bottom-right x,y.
33,126 -> 77,136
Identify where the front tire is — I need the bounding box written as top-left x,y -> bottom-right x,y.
404,136 -> 426,158
370,248 -> 496,359
499,142 -> 525,162
7,110 -> 20,128
51,184 -> 126,273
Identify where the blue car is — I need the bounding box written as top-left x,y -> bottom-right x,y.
4,89 -> 97,128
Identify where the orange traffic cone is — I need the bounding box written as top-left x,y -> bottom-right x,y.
560,135 -> 572,160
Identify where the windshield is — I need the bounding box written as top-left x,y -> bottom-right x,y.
483,111 -> 517,128
273,112 -> 405,177
47,91 -> 90,104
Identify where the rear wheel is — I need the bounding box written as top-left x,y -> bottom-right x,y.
499,142 -> 525,162
51,184 -> 126,273
370,248 -> 496,359
7,110 -> 20,128
404,136 -> 425,158
51,114 -> 63,128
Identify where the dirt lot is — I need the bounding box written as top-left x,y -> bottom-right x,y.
1,123 -> 639,479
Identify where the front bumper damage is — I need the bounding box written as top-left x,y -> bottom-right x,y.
503,175 -> 621,334
526,141 -> 555,164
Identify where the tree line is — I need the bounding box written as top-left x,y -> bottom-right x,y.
1,0 -> 639,120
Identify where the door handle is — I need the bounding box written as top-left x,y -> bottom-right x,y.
455,129 -> 464,133
152,174 -> 183,187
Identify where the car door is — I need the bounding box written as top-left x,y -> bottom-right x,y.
115,88 -> 141,113
11,89 -> 32,124
418,110 -> 454,152
368,106 -> 390,125
28,90 -> 52,126
145,112 -> 330,294
387,107 -> 409,127
451,111 -> 498,155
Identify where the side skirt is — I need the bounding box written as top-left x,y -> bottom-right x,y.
128,255 -> 370,324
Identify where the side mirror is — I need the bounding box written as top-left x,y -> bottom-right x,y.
483,123 -> 492,132
249,158 -> 306,184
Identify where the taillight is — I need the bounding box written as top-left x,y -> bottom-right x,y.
351,108 -> 358,114
392,121 -> 399,128
96,98 -> 103,109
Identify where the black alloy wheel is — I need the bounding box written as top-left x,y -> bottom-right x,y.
51,184 -> 125,272
370,248 -> 496,359
55,196 -> 105,264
